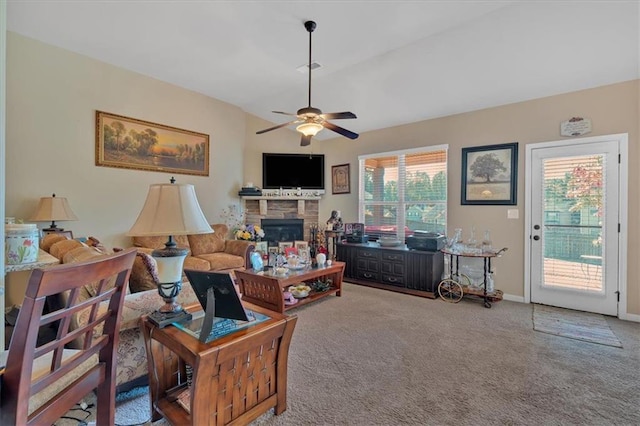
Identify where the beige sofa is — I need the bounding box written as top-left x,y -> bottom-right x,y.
130,224 -> 254,292
39,226 -> 254,390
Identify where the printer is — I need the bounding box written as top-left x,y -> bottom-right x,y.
406,231 -> 446,251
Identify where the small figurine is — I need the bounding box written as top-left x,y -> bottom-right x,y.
326,210 -> 343,231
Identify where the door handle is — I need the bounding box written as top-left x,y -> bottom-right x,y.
533,235 -> 540,241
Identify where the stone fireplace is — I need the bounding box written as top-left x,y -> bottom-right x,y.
243,196 -> 320,244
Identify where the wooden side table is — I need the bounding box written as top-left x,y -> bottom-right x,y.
141,303 -> 297,425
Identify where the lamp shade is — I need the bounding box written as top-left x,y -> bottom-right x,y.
29,194 -> 78,222
127,183 -> 213,236
296,122 -> 323,137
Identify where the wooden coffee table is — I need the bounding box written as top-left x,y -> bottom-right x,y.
234,261 -> 345,313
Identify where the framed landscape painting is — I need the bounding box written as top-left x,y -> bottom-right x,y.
461,142 -> 518,205
95,111 -> 210,176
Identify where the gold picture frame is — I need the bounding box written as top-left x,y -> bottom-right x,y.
294,240 -> 309,251
278,242 -> 294,252
95,110 -> 210,176
332,163 -> 350,194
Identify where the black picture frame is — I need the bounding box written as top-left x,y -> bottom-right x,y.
461,142 -> 518,205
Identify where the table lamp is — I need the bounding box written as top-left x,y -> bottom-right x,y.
128,177 -> 213,327
29,193 -> 78,232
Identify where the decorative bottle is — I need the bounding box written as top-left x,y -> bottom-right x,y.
482,230 -> 492,253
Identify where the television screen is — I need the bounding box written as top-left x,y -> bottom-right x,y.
262,153 -> 325,189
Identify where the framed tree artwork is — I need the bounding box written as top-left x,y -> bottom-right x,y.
461,142 -> 518,205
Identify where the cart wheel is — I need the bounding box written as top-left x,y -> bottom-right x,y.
438,279 -> 464,303
484,301 -> 492,308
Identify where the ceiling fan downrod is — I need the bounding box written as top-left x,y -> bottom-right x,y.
305,20 -> 316,109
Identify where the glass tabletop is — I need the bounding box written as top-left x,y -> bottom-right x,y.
172,309 -> 270,343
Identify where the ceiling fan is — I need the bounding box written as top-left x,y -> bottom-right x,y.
256,20 -> 358,147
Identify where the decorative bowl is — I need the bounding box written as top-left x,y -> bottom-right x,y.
378,237 -> 402,247
274,267 -> 289,275
288,284 -> 311,298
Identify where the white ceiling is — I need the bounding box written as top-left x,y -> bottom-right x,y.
7,1 -> 639,140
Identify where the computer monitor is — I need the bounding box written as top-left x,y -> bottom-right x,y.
184,269 -> 249,321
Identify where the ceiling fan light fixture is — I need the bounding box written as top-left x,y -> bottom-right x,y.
297,122 -> 323,136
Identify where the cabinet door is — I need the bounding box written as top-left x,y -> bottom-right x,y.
336,244 -> 357,278
405,251 -> 444,292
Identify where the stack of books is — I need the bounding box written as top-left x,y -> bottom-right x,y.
238,186 -> 262,196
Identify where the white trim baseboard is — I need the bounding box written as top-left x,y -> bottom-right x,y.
619,312 -> 640,323
502,293 -> 525,303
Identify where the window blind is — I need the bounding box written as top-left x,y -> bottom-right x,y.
359,146 -> 448,240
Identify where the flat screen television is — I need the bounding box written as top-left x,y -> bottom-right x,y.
262,153 -> 325,190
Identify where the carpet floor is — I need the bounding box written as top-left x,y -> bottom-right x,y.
59,282 -> 640,425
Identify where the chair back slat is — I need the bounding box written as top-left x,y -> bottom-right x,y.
1,248 -> 136,426
31,335 -> 107,395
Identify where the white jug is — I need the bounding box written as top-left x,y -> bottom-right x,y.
316,253 -> 326,266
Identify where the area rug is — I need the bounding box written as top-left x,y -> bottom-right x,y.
532,304 -> 623,348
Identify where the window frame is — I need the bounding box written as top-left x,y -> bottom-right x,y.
358,145 -> 449,240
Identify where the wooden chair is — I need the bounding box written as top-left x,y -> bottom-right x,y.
0,248 -> 137,425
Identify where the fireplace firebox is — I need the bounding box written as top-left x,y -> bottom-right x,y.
261,219 -> 304,246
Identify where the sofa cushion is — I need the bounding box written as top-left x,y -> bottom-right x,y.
188,231 -> 226,256
195,252 -> 245,271
183,256 -> 210,271
49,239 -> 84,259
132,235 -> 190,251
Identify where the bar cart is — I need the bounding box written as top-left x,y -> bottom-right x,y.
438,247 -> 508,308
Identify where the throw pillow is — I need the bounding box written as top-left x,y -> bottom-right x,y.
62,246 -> 114,297
40,233 -> 69,252
129,251 -> 160,293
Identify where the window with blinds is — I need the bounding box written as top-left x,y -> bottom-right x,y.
359,146 -> 448,240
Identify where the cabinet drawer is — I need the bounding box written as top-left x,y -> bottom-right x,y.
382,274 -> 405,287
357,270 -> 380,281
357,249 -> 380,259
381,252 -> 404,262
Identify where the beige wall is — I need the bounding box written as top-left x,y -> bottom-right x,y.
6,33 -> 247,249
246,80 -> 640,316
7,32 -> 639,317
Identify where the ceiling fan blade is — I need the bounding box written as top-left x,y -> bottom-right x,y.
256,120 -> 298,135
300,134 -> 312,146
322,121 -> 359,140
272,111 -> 297,116
321,111 -> 357,120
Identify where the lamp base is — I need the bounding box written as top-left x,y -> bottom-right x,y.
148,309 -> 193,328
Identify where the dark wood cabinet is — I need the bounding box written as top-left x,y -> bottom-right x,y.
336,242 -> 444,298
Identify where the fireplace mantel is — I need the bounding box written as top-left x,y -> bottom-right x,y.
240,195 -> 320,216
